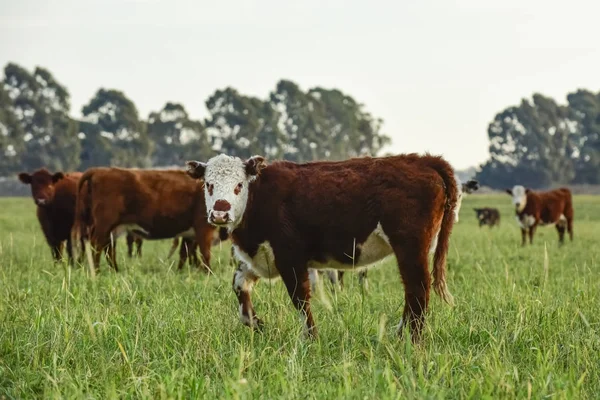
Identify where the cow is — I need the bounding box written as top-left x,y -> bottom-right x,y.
473,207 -> 500,227
186,153 -> 459,341
320,178 -> 479,294
71,167 -> 218,273
505,185 -> 574,246
18,168 -> 83,263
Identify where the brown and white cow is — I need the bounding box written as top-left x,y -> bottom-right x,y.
186,153 -> 459,341
19,169 -> 84,262
72,167 -> 218,273
506,185 -> 574,245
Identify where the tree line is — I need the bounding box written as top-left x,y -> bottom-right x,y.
0,63 -> 390,177
2,62 -> 599,189
476,91 -> 600,188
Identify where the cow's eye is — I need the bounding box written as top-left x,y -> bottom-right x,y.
206,183 -> 214,195
234,182 -> 243,195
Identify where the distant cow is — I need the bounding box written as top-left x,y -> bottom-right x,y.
18,169 -> 83,262
186,153 -> 459,341
506,186 -> 574,245
473,207 -> 500,227
72,168 -> 217,273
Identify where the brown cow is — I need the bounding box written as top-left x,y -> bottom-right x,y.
19,168 -> 83,262
186,153 -> 459,341
506,185 -> 574,245
72,167 -> 217,273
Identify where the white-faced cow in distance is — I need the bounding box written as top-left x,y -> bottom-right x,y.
506,185 -> 574,246
186,153 -> 460,342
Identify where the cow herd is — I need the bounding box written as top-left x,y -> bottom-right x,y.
17,153 -> 575,341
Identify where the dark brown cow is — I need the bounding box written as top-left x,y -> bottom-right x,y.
72,167 -> 217,273
506,185 -> 574,245
19,169 -> 83,262
186,153 -> 459,341
473,207 -> 500,227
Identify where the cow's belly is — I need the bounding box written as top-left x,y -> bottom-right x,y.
112,224 -> 195,240
308,223 -> 394,270
234,223 -> 395,277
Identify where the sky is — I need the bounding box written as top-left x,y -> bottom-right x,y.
1,0 -> 598,170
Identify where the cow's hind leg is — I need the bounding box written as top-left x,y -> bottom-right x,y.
567,217 -> 574,242
232,262 -> 263,329
392,236 -> 430,342
135,237 -> 142,257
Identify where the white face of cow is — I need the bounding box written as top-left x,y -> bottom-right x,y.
186,154 -> 267,230
507,185 -> 528,212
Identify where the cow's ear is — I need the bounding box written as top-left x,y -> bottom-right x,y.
18,173 -> 31,185
473,208 -> 479,212
525,188 -> 531,194
245,155 -> 267,177
52,172 -> 65,183
186,161 -> 206,179
505,189 -> 512,195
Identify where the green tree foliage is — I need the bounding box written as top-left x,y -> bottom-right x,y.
80,89 -> 152,169
204,88 -> 285,159
0,62 -> 389,177
148,102 -> 212,166
0,85 -> 25,174
2,63 -> 80,173
567,90 -> 600,184
477,94 -> 580,188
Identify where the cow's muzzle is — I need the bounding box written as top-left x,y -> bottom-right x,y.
210,211 -> 230,225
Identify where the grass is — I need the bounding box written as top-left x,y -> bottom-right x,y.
0,194 -> 599,399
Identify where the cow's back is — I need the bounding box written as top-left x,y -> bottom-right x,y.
249,154 -> 453,258
88,168 -> 203,239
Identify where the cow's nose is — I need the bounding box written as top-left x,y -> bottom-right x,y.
210,211 -> 229,225
515,202 -> 520,208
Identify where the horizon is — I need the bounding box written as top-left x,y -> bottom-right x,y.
1,0 -> 599,170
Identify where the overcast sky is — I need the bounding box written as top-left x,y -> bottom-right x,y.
1,0 -> 598,169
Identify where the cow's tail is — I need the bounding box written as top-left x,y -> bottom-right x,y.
430,157 -> 459,306
71,170 -> 94,262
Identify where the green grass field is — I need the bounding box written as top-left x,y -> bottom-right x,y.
0,194 -> 598,399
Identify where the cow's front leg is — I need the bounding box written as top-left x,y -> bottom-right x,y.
521,228 -> 527,246
279,263 -> 316,338
232,261 -> 263,329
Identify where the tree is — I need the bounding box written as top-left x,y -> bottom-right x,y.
269,80 -> 328,162
148,102 -> 212,166
0,85 -> 25,175
477,94 -> 575,188
80,89 -> 152,169
205,88 -> 285,159
567,90 -> 600,184
2,63 -> 80,172
309,87 -> 390,160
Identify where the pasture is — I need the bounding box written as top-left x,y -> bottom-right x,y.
0,194 -> 598,399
